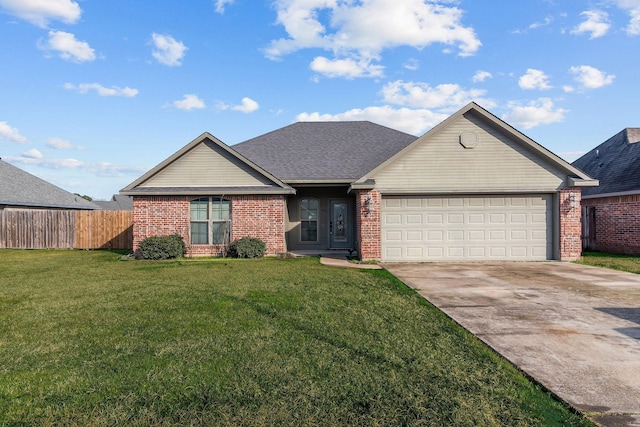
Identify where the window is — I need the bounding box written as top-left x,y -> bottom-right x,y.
300,198 -> 318,242
190,197 -> 231,245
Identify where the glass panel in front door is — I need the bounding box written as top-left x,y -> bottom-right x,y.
332,202 -> 347,242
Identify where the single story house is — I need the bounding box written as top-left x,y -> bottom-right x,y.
572,128 -> 640,254
0,159 -> 99,210
121,102 -> 597,261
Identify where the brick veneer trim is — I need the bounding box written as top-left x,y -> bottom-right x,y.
132,195 -> 286,256
582,194 -> 640,255
559,189 -> 582,261
355,190 -> 381,261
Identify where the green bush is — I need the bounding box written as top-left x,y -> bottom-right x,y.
137,234 -> 186,260
227,237 -> 267,258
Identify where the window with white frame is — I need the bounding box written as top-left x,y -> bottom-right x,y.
300,198 -> 318,242
190,197 -> 231,245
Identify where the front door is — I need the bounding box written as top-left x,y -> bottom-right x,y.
330,201 -> 350,248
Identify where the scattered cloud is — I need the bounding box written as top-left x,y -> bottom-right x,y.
0,0 -> 81,27
297,105 -> 448,135
214,0 -> 234,14
380,80 -> 494,111
563,85 -> 575,93
265,0 -> 480,79
46,137 -> 82,150
6,155 -> 146,177
613,1 -> 640,35
40,30 -> 95,62
403,58 -> 419,71
0,121 -> 28,143
151,33 -> 187,66
310,55 -> 384,78
571,10 -> 610,39
173,94 -> 206,111
503,98 -> 567,129
569,65 -> 615,89
231,97 -> 259,113
472,70 -> 492,83
22,148 -> 42,159
64,82 -> 138,97
529,16 -> 554,30
518,69 -> 552,90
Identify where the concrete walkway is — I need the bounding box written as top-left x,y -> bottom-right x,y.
384,262 -> 640,427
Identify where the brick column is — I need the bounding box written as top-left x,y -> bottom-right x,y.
355,190 -> 381,261
559,189 -> 582,261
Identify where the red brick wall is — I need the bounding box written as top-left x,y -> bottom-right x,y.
355,190 -> 381,261
132,195 -> 286,256
559,189 -> 582,261
582,194 -> 640,255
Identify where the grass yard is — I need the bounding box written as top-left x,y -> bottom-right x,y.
580,251 -> 640,274
0,250 -> 590,426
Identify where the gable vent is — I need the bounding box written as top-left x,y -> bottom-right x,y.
459,131 -> 479,149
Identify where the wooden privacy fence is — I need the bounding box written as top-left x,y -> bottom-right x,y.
0,209 -> 133,250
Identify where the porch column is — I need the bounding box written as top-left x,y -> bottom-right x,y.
355,190 -> 381,261
559,188 -> 582,261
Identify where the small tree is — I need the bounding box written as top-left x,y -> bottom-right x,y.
227,237 -> 266,258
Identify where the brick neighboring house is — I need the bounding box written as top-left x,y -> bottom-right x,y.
121,102 -> 597,261
572,128 -> 640,254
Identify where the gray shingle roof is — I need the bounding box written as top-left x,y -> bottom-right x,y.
572,128 -> 640,197
232,121 -> 418,181
93,194 -> 133,210
0,159 -> 100,209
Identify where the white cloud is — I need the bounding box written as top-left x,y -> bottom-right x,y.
0,121 -> 28,143
64,83 -> 139,97
380,80 -> 494,111
528,16 -> 553,30
518,69 -> 552,90
173,94 -> 206,111
569,65 -> 615,89
22,148 -> 42,159
613,0 -> 640,35
571,10 -> 610,39
472,70 -> 492,83
562,85 -> 575,93
502,98 -> 567,129
214,0 -> 234,13
5,156 -> 146,177
46,137 -> 82,150
0,0 -> 81,27
310,55 -> 384,78
231,97 -> 259,113
403,58 -> 419,71
40,31 -> 95,62
297,106 -> 449,135
266,0 -> 480,79
151,33 -> 187,66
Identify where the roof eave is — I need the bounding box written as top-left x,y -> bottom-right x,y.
568,177 -> 599,187
120,188 -> 296,196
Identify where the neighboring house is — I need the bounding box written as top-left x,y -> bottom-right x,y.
121,102 -> 597,261
0,159 -> 99,210
93,194 -> 133,211
572,128 -> 640,254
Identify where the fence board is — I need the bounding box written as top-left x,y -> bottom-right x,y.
0,209 -> 132,250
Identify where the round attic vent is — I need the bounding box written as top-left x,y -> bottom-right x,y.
459,131 -> 479,149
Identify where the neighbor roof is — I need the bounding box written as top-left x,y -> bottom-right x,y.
0,159 -> 100,210
233,121 -> 418,182
93,194 -> 133,210
572,128 -> 640,197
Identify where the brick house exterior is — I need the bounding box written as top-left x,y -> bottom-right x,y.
122,103 -> 596,261
572,128 -> 640,255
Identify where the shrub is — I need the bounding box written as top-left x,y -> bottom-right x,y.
137,234 -> 186,260
227,237 -> 267,258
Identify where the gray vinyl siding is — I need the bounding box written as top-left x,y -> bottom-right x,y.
140,140 -> 274,188
372,113 -> 567,193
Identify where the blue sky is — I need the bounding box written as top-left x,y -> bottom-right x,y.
1,0 -> 638,200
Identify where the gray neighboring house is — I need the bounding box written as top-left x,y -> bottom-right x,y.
0,159 -> 99,210
572,128 -> 640,254
93,194 -> 133,211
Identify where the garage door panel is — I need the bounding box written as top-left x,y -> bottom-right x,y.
382,195 -> 552,261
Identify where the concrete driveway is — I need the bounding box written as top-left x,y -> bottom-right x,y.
383,262 -> 640,427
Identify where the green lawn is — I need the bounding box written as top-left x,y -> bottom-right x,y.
580,251 -> 640,274
0,250 -> 590,426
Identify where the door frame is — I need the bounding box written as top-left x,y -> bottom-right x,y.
329,199 -> 353,249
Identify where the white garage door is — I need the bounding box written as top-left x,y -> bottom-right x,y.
382,195 -> 553,261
